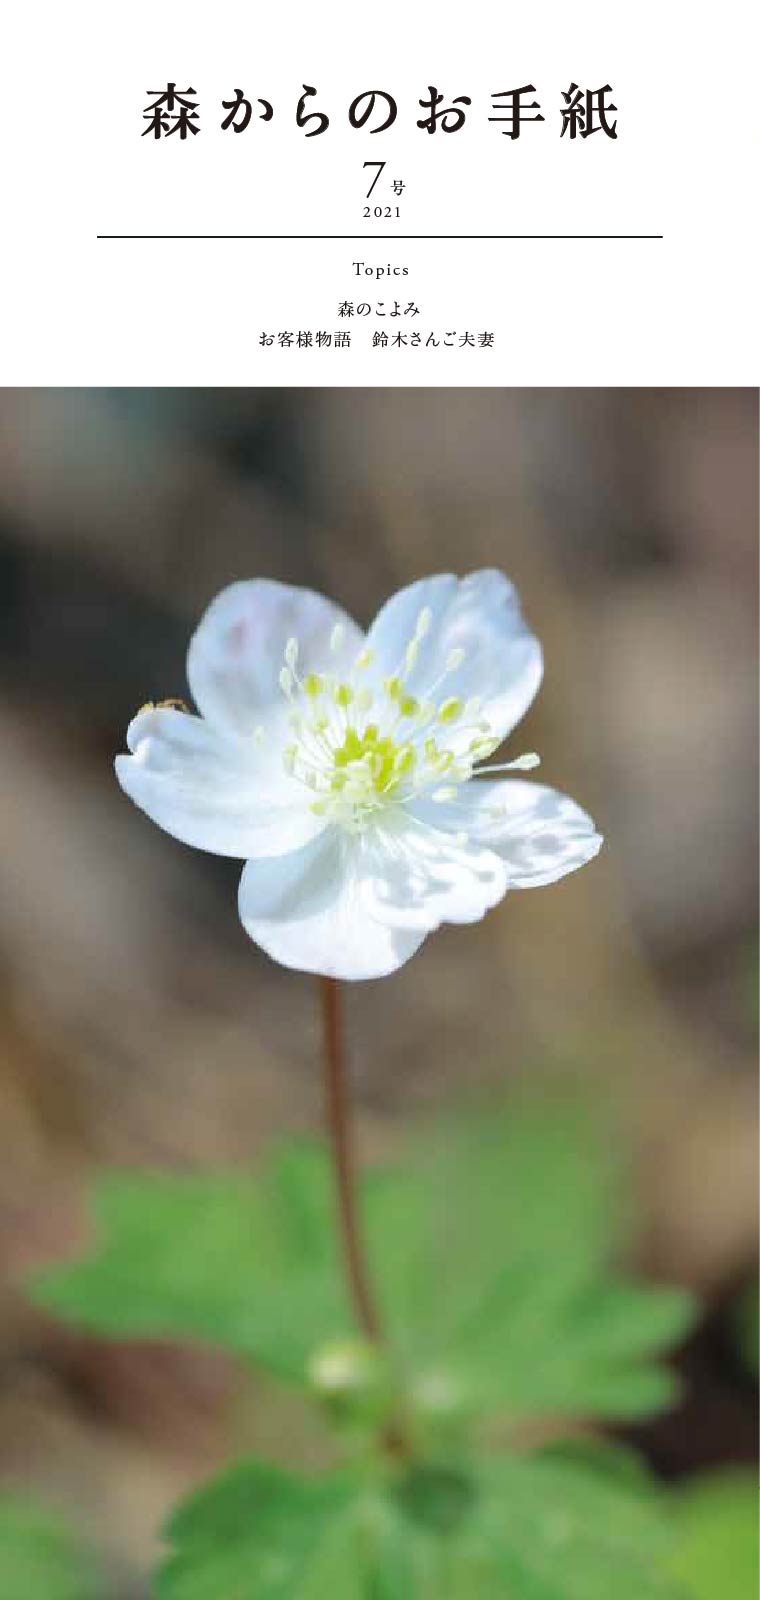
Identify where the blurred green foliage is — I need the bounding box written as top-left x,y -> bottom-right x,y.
669,1472 -> 758,1600
158,1445 -> 682,1600
24,1092 -> 703,1596
0,1497 -> 99,1600
30,1096 -> 694,1428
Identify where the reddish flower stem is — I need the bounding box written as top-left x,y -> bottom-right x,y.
319,976 -> 383,1344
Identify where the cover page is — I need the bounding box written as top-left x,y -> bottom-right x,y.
0,3 -> 757,1595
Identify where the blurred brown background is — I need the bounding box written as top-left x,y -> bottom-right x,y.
0,388 -> 756,1594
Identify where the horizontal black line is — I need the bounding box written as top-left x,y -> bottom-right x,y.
97,233 -> 663,241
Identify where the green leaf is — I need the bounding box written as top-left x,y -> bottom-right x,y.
28,1094 -> 696,1428
0,1497 -> 99,1600
669,1471 -> 759,1600
158,1461 -> 365,1600
157,1458 -> 440,1600
157,1446 -> 686,1600
366,1096 -> 695,1424
29,1144 -> 352,1382
460,1451 -> 685,1600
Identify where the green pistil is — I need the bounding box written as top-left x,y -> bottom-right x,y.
331,726 -> 413,796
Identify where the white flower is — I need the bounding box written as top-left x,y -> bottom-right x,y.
115,572 -> 602,981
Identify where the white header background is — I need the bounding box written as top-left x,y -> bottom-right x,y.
3,0 -> 758,385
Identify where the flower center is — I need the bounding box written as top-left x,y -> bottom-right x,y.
274,610 -> 539,834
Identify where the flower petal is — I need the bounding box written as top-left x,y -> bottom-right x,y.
237,829 -> 426,980
360,819 -> 509,931
412,779 -> 603,888
364,573 -> 459,678
187,580 -> 365,736
115,706 -> 323,858
364,570 -> 543,742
